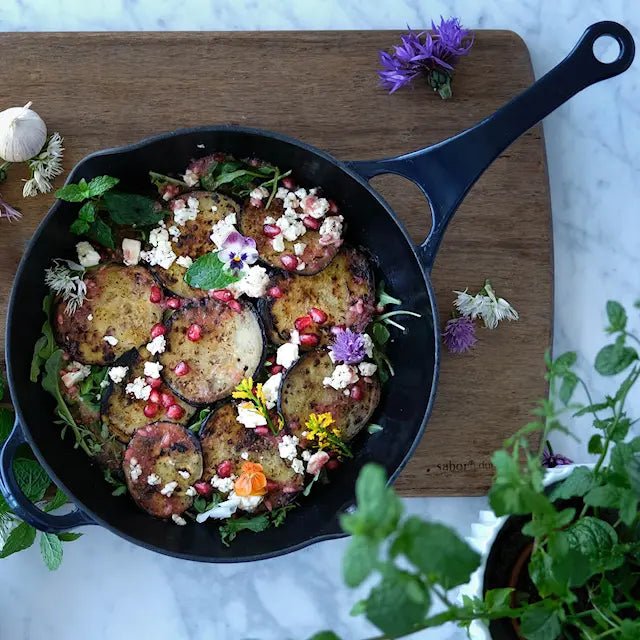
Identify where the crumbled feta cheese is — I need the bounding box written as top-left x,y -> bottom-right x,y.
293,242 -> 306,256
103,335 -> 118,346
125,376 -> 152,401
358,362 -> 378,377
185,486 -> 197,497
263,216 -> 276,225
76,241 -> 100,267
160,481 -> 178,497
309,188 -> 318,195
294,188 -> 307,199
196,143 -> 205,149
319,215 -> 344,245
283,192 -> 299,209
210,474 -> 236,494
122,238 -> 141,266
229,265 -> 270,298
168,225 -> 181,239
300,195 -> 330,219
146,335 -> 166,356
172,514 -> 187,526
271,234 -> 285,252
176,255 -> 193,269
61,361 -> 91,388
210,218 -> 236,248
249,186 -> 269,200
130,461 -> 142,482
224,212 -> 237,225
178,469 -> 190,480
196,497 -> 239,522
362,333 -> 374,358
173,196 -> 200,226
278,434 -> 299,461
275,187 -> 289,200
291,458 -> 305,475
231,491 -> 263,513
323,364 -> 359,390
87,314 -> 93,321
289,329 -> 301,345
262,373 -> 282,409
143,361 -> 163,379
147,473 -> 161,486
240,451 -> 249,460
302,450 -> 312,462
108,366 -> 129,384
277,216 -> 306,242
140,227 -> 177,269
182,169 -> 199,187
296,261 -> 306,271
307,450 -> 330,475
236,402 -> 267,429
276,342 -> 299,369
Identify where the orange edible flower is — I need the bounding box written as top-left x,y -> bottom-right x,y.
234,461 -> 267,497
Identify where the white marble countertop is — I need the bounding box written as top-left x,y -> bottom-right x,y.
0,1 -> 638,639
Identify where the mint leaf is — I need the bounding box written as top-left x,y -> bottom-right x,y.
30,294 -> 56,383
40,532 -> 63,570
184,252 -> 242,291
484,588 -> 515,613
619,490 -> 638,525
55,179 -> 91,202
549,467 -> 594,500
44,488 -> 68,512
103,191 -> 163,226
0,407 -> 14,444
552,351 -> 576,372
343,536 -> 378,587
587,434 -> 603,454
519,605 -> 561,640
0,522 -> 37,558
562,516 -> 617,562
365,568 -> 429,637
558,372 -> 578,405
87,175 -> 119,197
521,508 -> 575,538
583,485 -> 623,508
14,458 -> 51,502
606,300 -> 627,333
57,532 -> 82,542
626,453 -> 640,496
595,343 -> 637,376
372,322 -> 390,346
85,216 -> 114,249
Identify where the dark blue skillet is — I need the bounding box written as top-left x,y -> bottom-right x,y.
0,22 -> 634,562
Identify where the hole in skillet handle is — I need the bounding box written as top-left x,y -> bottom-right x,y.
577,21 -> 635,78
593,34 -> 622,63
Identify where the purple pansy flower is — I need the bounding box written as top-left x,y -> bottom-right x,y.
219,231 -> 258,271
542,442 -> 573,468
442,316 -> 477,353
0,195 -> 22,222
329,328 -> 367,365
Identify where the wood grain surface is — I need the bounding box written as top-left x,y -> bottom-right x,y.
0,31 -> 551,496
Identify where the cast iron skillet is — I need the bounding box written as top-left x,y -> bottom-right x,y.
0,23 -> 634,562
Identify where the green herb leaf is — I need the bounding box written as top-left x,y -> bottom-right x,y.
519,604 -> 562,640
605,300 -> 627,333
595,343 -> 638,376
55,179 -> 92,202
558,372 -> 578,405
627,454 -> 640,496
342,536 -> 379,587
40,532 -> 63,570
57,532 -> 82,542
306,633 -> 342,640
111,485 -> 127,497
549,467 -> 594,500
583,484 -> 623,509
0,407 -> 14,444
522,508 -> 576,538
0,522 -> 37,558
189,408 -> 211,434
149,171 -> 187,192
552,351 -> 577,372
484,588 -> 515,613
587,434 -> 603,454
562,516 -> 617,563
619,489 -> 638,525
86,216 -> 115,249
376,281 -> 401,307
184,252 -> 242,291
87,175 -> 119,197
14,458 -> 51,502
271,504 -> 295,527
102,191 -> 163,226
44,488 -> 68,512
219,513 -> 270,546
69,201 -> 97,237
30,294 -> 56,382
367,423 -> 383,434
372,323 -> 390,346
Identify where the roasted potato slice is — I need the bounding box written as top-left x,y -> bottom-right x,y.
159,298 -> 264,405
123,421 -> 203,519
102,349 -> 196,444
266,247 -> 375,347
238,198 -> 340,275
149,190 -> 240,299
54,264 -> 163,365
200,402 -> 303,505
280,350 -> 381,442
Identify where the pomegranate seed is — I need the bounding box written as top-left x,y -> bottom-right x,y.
160,392 -> 175,408
282,176 -> 296,190
263,224 -> 281,238
143,402 -> 159,418
227,299 -> 242,313
326,459 -> 340,471
299,333 -> 319,347
149,389 -> 162,405
150,323 -> 166,338
167,404 -> 185,420
166,297 -> 181,310
270,364 -> 284,375
150,286 -> 163,303
294,315 -> 313,331
302,216 -> 320,230
266,480 -> 280,492
329,199 -> 339,214
250,197 -> 264,208
187,323 -> 202,341
194,481 -> 213,497
255,426 -> 270,436
211,288 -> 233,302
280,254 -> 298,271
267,286 -> 283,299
217,460 -> 233,478
146,376 -> 163,389
309,307 -> 328,324
174,361 -> 190,377
350,385 -> 364,401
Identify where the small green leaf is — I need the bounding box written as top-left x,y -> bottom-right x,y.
549,467 -> 594,500
605,300 -> 627,333
552,351 -> 576,372
219,513 -> 270,546
626,454 -> 640,496
563,516 -> 617,562
522,508 -> 575,538
184,252 -> 242,291
57,532 -> 83,542
620,620 -> 640,639
44,488 -> 68,512
520,605 -> 561,640
14,458 -> 51,502
86,216 -> 115,249
0,407 -> 14,444
583,485 -> 623,509
349,600 -> 367,616
372,323 -> 390,346
102,191 -> 164,226
587,434 -> 603,454
484,588 -> 515,613
55,180 -> 91,202
0,522 -> 37,558
40,532 -> 63,570
376,281 -> 402,307
619,490 -> 638,525
87,175 -> 119,197
558,372 -> 578,405
111,485 -> 127,497
343,536 -> 378,587
595,343 -> 638,376
306,633 -> 342,640
367,423 -> 383,434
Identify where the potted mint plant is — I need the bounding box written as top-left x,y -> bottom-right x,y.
310,299 -> 640,640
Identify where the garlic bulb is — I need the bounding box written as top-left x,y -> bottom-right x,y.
0,102 -> 47,162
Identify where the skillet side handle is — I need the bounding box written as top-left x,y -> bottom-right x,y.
347,21 -> 634,270
0,419 -> 94,533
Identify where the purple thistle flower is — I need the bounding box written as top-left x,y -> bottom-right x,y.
219,231 -> 258,271
431,16 -> 474,63
542,441 -> 573,468
442,316 -> 477,353
0,195 -> 22,222
329,328 -> 367,365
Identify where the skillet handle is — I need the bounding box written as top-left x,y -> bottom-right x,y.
0,419 -> 94,533
347,21 -> 634,270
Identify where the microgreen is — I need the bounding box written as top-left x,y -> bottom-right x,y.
218,504 -> 295,546
188,408 -> 212,434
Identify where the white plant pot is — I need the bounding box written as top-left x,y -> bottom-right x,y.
460,464 -> 592,640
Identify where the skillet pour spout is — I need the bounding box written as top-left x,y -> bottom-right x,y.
0,22 -> 634,562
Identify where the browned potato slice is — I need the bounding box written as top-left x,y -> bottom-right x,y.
238,199 -> 340,275
149,190 -> 240,298
102,349 -> 196,443
280,350 -> 381,441
200,403 -> 303,505
123,421 -> 203,518
266,247 -> 375,347
159,298 -> 264,405
54,264 -> 163,365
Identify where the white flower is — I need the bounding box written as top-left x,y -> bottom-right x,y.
236,402 -> 267,429
22,133 -> 64,197
44,259 -> 87,315
454,281 -> 519,329
453,289 -> 486,319
196,497 -> 239,522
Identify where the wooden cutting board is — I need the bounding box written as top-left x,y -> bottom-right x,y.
0,31 -> 551,496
